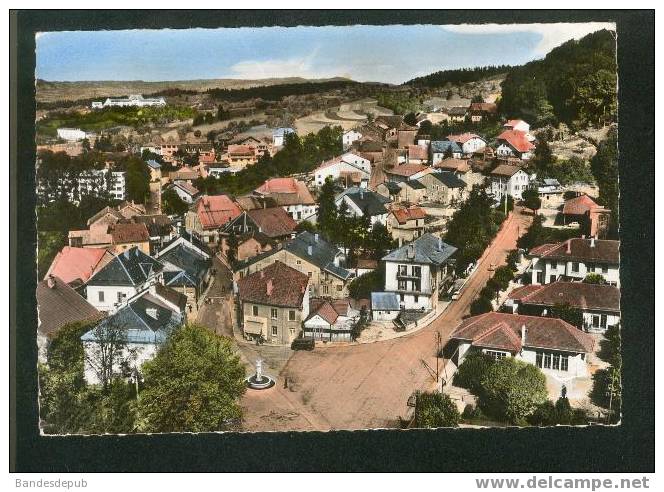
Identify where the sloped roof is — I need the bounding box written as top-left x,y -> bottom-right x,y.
246,207 -> 298,238
529,238 -> 620,264
338,187 -> 391,217
109,222 -> 150,244
132,214 -> 173,237
238,261 -> 309,308
286,231 -> 353,280
407,145 -> 429,161
446,133 -> 484,144
306,299 -> 340,324
563,194 -> 600,215
508,281 -> 620,313
497,130 -> 535,153
380,181 -> 402,194
490,164 -> 523,178
37,276 -> 104,338
371,292 -> 400,311
382,233 -> 457,265
194,194 -> 242,229
45,246 -> 112,286
431,140 -> 463,154
386,163 -> 430,177
87,206 -> 125,227
469,102 -> 497,113
391,206 -> 427,224
159,242 -> 211,287
86,246 -> 164,287
255,178 -> 316,206
424,171 -> 467,188
227,144 -> 256,156
403,180 -> 426,190
434,158 -> 471,173
146,159 -> 161,169
173,181 -> 200,197
451,312 -> 595,353
81,292 -> 183,345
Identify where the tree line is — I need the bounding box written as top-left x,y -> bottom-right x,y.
405,65 -> 512,88
207,80 -> 359,102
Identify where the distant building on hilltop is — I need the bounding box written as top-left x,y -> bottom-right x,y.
91,94 -> 166,109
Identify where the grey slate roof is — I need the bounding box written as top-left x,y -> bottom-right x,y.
371,292 -> 400,311
86,247 -> 164,287
81,292 -> 183,345
382,233 -> 457,265
403,180 -> 426,190
146,159 -> 161,169
381,181 -> 402,194
431,141 -> 462,154
425,171 -> 467,189
160,243 -> 211,288
336,187 -> 391,217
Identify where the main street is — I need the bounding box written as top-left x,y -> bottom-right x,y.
240,206 -> 533,431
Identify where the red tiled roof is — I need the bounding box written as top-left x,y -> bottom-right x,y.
407,145 -> 428,161
391,206 -> 427,224
447,133 -> 483,144
195,194 -> 243,229
505,119 -> 527,128
227,144 -> 256,156
238,261 -> 309,308
385,163 -> 430,177
469,102 -> 497,113
451,312 -> 595,353
45,246 -> 111,286
174,181 -> 200,196
530,238 -> 620,264
246,207 -> 297,238
434,158 -> 471,173
109,222 -> 150,244
256,177 -> 299,194
255,178 -> 316,206
497,130 -> 535,153
563,194 -> 599,216
508,281 -> 620,313
308,300 -> 340,325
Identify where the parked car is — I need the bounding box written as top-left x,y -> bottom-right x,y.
291,337 -> 315,351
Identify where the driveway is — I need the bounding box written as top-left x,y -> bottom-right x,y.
241,207 -> 533,431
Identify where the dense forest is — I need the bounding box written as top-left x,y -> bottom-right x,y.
207,80 -> 360,102
499,29 -> 617,128
405,65 -> 512,88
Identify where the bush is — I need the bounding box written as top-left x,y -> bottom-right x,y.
415,392 -> 460,428
506,250 -> 519,271
528,397 -> 588,426
470,296 -> 493,315
583,273 -> 607,284
493,266 -> 514,290
348,269 -> 384,300
453,351 -> 495,394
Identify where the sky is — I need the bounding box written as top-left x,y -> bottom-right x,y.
36,23 -> 615,84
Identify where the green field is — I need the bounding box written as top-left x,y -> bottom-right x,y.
37,105 -> 197,137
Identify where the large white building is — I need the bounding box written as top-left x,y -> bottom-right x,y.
382,234 -> 457,311
314,153 -> 371,188
73,168 -> 127,202
342,129 -> 363,150
57,128 -> 89,142
489,164 -> 530,201
91,94 -> 166,109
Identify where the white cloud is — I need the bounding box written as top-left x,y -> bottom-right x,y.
442,23 -> 615,56
228,47 -> 348,80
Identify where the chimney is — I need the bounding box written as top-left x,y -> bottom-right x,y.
407,243 -> 415,259
266,279 -> 273,296
314,233 -> 319,243
46,275 -> 56,289
590,236 -> 596,248
438,237 -> 443,251
307,245 -> 313,256
565,239 -> 571,254
520,325 -> 527,346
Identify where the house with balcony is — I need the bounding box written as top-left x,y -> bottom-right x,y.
489,164 -> 530,201
382,233 -> 457,311
528,237 -> 620,287
505,281 -> 620,334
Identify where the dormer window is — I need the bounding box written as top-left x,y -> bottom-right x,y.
146,307 -> 158,319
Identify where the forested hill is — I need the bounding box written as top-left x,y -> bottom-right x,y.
499,29 -> 617,129
404,65 -> 512,87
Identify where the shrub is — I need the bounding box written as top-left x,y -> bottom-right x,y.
453,351 -> 495,394
528,397 -> 588,426
415,392 -> 460,428
493,266 -> 514,290
506,250 -> 520,271
583,273 -> 607,284
462,404 -> 485,421
470,296 -> 493,315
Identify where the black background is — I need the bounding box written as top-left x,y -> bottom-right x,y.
10,10 -> 654,472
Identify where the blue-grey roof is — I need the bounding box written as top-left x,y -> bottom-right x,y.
146,159 -> 161,169
381,181 -> 402,194
159,243 -> 211,288
81,293 -> 183,345
543,178 -> 561,187
337,187 -> 391,217
424,171 -> 467,188
371,292 -> 400,311
87,247 -> 164,287
404,180 -> 426,190
431,141 -> 462,154
382,233 -> 457,265
273,127 -> 295,137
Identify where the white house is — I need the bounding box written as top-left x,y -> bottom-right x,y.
272,127 -> 295,148
489,164 -> 530,201
342,129 -> 363,150
335,187 -> 391,227
382,234 -> 457,311
505,281 -> 620,334
254,177 -> 317,222
57,128 -> 88,142
496,129 -> 535,160
528,238 -> 620,287
80,284 -> 186,385
303,298 -> 359,342
430,140 -> 463,164
92,94 -> 166,109
371,292 -> 401,321
85,247 -> 164,313
450,312 -> 595,399
503,119 -> 535,141
314,153 -> 371,188
446,133 -> 486,156
170,181 -> 200,204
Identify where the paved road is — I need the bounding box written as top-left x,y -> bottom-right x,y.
241,206 -> 533,431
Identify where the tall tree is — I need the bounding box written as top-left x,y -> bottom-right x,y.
124,158 -> 150,204
83,319 -> 131,389
590,128 -> 618,237
137,324 -> 246,433
317,178 -> 338,239
521,188 -> 542,215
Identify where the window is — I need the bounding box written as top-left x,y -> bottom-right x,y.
592,314 -> 608,329
413,295 -> 419,303
252,305 -> 258,316
336,285 -> 342,291
543,352 -> 552,369
398,265 -> 408,276
117,292 -> 125,303
288,310 -> 296,321
486,350 -> 507,361
289,327 -> 295,336
271,308 -> 278,320
552,353 -> 561,370
271,326 -> 278,336
536,352 -> 543,368
296,260 -> 302,265
98,291 -> 105,302
412,266 -> 421,278
560,355 -> 569,371
572,262 -> 580,273
398,280 -> 407,290
412,280 -> 421,292
308,272 -> 312,278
